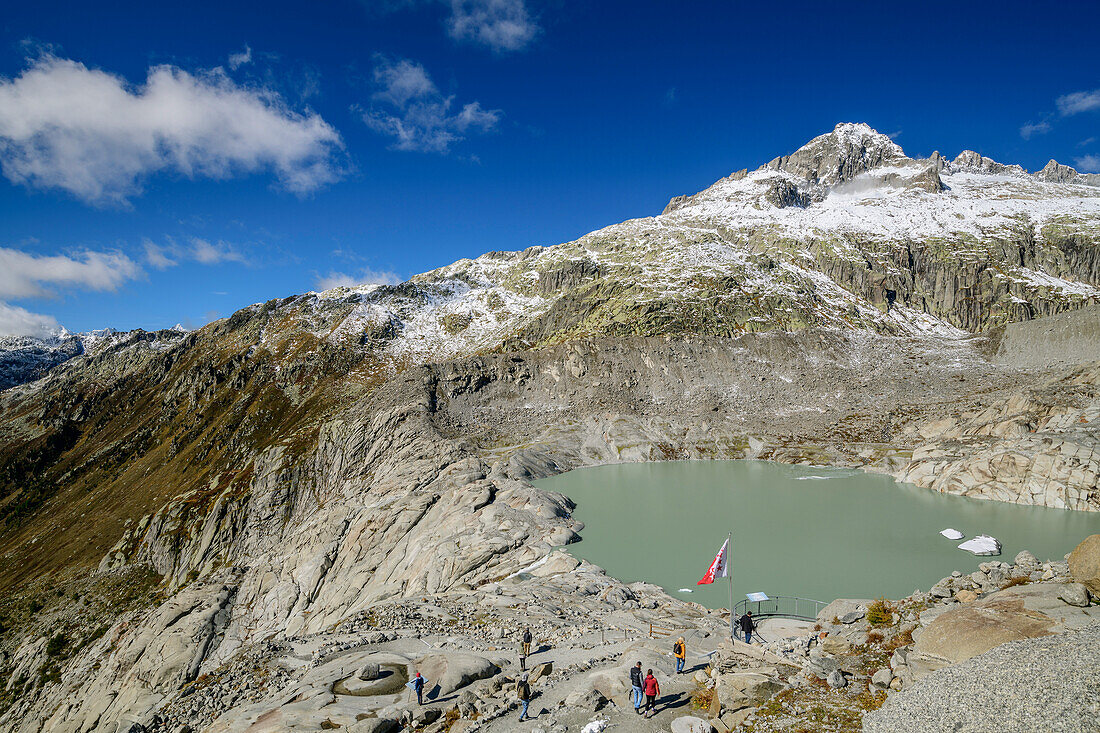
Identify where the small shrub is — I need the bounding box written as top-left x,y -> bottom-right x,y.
79,625 -> 108,650
866,598 -> 893,627
855,688 -> 888,711
883,626 -> 914,651
1001,577 -> 1030,589
27,599 -> 43,615
37,662 -> 62,686
442,707 -> 462,731
867,631 -> 883,645
45,633 -> 69,658
690,684 -> 716,711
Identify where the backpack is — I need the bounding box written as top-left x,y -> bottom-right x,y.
673,642 -> 682,655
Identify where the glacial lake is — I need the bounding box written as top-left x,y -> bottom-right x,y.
534,460 -> 1100,608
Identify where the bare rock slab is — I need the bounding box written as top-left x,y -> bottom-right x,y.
1068,534 -> 1100,595
671,716 -> 715,733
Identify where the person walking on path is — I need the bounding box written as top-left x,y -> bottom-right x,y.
411,672 -> 425,705
643,669 -> 660,718
629,661 -> 644,713
516,673 -> 532,721
522,627 -> 532,658
673,636 -> 686,674
739,611 -> 756,644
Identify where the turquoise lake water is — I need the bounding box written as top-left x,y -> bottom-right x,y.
534,460 -> 1100,608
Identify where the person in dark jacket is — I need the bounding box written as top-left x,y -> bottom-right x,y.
628,661 -> 644,713
522,627 -> 532,658
642,669 -> 660,718
412,671 -> 425,704
739,611 -> 756,643
517,673 -> 531,721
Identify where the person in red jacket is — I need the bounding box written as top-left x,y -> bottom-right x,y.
642,669 -> 660,718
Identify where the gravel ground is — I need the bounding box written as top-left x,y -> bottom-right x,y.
864,624 -> 1100,733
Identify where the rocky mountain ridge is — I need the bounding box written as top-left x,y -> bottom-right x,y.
0,327 -> 187,391
4,125 -> 1099,397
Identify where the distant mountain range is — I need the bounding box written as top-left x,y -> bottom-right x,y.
0,326 -> 188,391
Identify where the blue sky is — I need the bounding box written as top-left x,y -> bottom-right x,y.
0,0 -> 1098,335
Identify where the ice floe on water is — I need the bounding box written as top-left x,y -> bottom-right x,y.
959,535 -> 1002,556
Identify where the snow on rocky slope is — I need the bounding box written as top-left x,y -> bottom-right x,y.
7,123 -> 1096,392
0,327 -> 187,391
297,123 -> 1098,371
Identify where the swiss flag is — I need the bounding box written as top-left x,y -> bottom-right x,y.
697,538 -> 729,585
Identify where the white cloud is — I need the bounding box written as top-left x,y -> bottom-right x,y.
142,237 -> 248,268
447,0 -> 537,52
1057,88 -> 1100,116
1079,136 -> 1097,147
372,58 -> 438,107
0,247 -> 140,299
143,239 -> 177,270
361,58 -> 500,153
315,268 -> 401,291
1019,121 -> 1051,140
0,302 -> 59,338
190,238 -> 248,265
228,45 -> 252,70
0,246 -> 143,337
1075,154 -> 1100,173
0,54 -> 344,205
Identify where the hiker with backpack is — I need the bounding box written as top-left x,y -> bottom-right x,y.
520,626 -> 532,671
517,673 -> 532,721
673,636 -> 686,674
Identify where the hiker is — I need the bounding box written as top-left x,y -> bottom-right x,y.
643,669 -> 660,718
412,671 -> 425,705
673,636 -> 686,674
517,673 -> 532,721
522,627 -> 532,658
739,611 -> 756,643
629,661 -> 644,713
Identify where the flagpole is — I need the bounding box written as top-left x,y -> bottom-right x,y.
727,531 -> 734,644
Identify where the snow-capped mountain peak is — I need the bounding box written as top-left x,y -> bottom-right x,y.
764,122 -> 908,187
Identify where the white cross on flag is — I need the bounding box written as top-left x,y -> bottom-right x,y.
697,538 -> 729,585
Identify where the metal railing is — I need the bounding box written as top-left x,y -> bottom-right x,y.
732,595 -> 827,622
